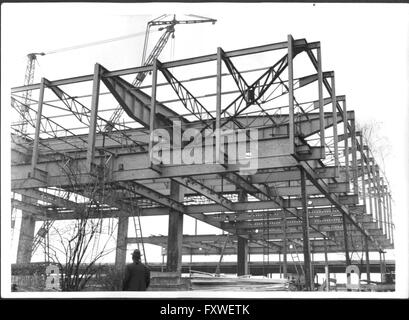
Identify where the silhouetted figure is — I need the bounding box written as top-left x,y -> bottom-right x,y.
122,249 -> 150,291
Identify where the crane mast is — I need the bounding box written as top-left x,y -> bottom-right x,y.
18,52 -> 45,134
105,14 -> 216,131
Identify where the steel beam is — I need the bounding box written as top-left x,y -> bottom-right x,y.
11,39 -> 313,93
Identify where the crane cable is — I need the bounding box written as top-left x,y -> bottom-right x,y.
43,29 -> 158,56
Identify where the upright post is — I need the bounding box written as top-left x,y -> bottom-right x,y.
364,237 -> 371,282
365,147 -> 374,220
375,168 -> 383,232
16,197 -> 36,264
215,47 -> 222,163
385,187 -> 391,241
317,45 -> 325,157
149,59 -> 158,155
287,35 -> 295,154
350,119 -> 359,195
342,100 -> 350,192
387,193 -> 394,244
86,63 -> 101,172
31,77 -> 46,173
324,238 -> 329,291
282,211 -> 288,278
115,216 -> 129,271
237,190 -> 249,276
359,135 -> 366,199
380,179 -> 388,239
300,168 -> 312,290
331,75 -> 339,176
166,181 -> 184,273
342,214 -> 351,266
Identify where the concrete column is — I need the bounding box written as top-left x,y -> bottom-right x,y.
16,196 -> 36,264
115,216 -> 129,271
237,237 -> 249,276
324,238 -> 329,291
282,211 -> 288,278
166,181 -> 184,273
365,237 -> 371,282
342,214 -> 351,266
237,190 -> 248,276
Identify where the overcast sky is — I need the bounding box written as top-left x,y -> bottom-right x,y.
2,2 -> 408,295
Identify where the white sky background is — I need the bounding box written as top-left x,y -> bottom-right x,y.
1,3 -> 408,298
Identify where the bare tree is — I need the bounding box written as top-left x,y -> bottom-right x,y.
357,120 -> 391,176
45,157 -> 118,291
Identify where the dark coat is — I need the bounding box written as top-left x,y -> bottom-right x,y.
122,261 -> 150,291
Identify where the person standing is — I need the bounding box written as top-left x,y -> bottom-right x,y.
122,249 -> 150,291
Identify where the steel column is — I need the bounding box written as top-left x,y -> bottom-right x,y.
359,135 -> 367,209
342,100 -> 350,191
317,46 -> 325,155
300,168 -> 313,290
376,168 -> 383,232
149,59 -> 158,154
385,187 -> 391,240
86,63 -> 101,172
350,119 -> 358,194
387,192 -> 394,244
30,78 -> 46,172
287,35 -> 295,154
215,47 -> 222,163
331,75 -> 339,175
365,148 -> 375,222
381,181 -> 389,239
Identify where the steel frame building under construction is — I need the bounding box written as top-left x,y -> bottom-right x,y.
10,35 -> 394,291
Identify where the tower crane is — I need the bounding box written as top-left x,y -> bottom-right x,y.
16,52 -> 45,134
105,14 -> 217,131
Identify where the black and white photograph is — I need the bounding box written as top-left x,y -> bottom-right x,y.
1,1 -> 408,302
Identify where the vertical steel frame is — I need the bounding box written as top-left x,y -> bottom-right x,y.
317,45 -> 325,157
300,168 -> 312,290
86,63 -> 102,172
31,78 -> 47,173
330,75 -> 339,175
287,35 -> 295,154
